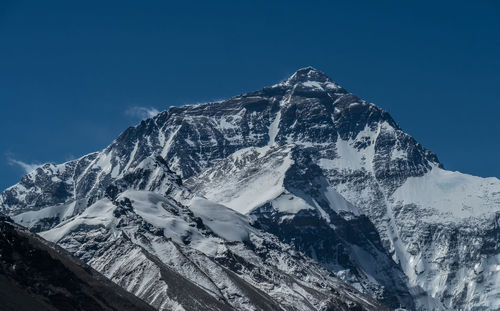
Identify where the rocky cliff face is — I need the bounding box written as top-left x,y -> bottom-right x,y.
2,67 -> 499,310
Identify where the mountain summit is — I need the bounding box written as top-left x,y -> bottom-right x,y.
2,68 -> 500,311
283,66 -> 333,84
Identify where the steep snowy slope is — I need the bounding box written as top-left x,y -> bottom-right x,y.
2,67 -> 499,310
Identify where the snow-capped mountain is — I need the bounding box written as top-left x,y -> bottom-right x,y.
2,67 -> 500,310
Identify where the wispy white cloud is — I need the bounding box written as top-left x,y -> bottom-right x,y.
189,99 -> 226,105
125,106 -> 160,120
8,158 -> 41,174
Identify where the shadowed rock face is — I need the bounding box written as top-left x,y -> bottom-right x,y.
2,67 -> 499,310
0,215 -> 156,311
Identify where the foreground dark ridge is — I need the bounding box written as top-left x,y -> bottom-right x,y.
0,215 -> 155,311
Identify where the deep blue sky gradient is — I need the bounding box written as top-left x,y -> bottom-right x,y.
1,0 -> 499,190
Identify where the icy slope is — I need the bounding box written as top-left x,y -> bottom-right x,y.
388,167 -> 500,310
392,166 -> 500,221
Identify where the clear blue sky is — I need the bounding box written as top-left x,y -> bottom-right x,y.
1,0 -> 499,190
